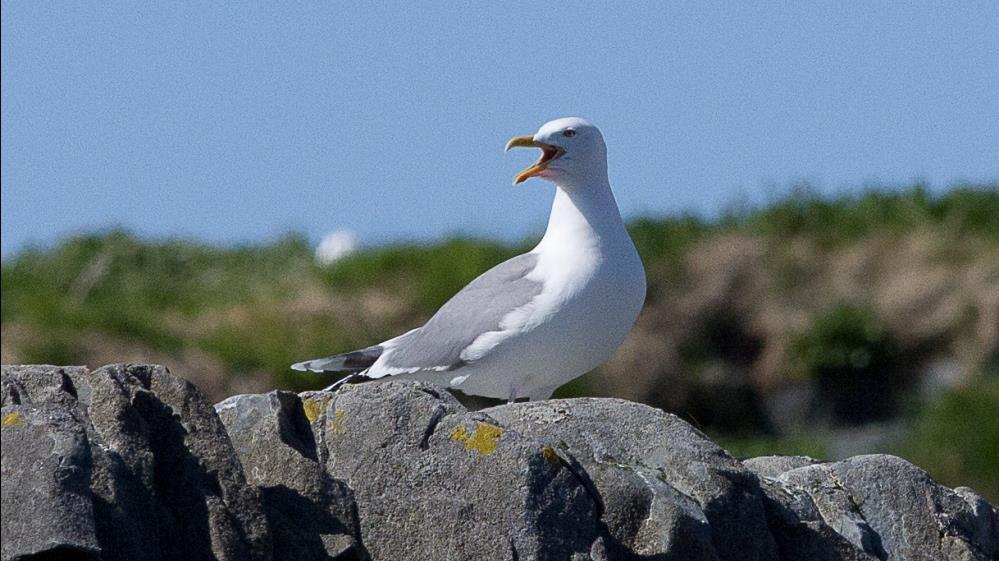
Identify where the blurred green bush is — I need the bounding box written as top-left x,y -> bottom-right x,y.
794,305 -> 900,424
896,376 -> 999,501
324,238 -> 522,313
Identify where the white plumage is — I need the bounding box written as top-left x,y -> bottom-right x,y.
292,117 -> 646,402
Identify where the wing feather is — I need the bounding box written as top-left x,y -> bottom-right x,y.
371,253 -> 542,375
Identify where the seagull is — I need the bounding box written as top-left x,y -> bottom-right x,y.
292,117 -> 646,402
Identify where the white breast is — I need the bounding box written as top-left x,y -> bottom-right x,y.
453,182 -> 647,400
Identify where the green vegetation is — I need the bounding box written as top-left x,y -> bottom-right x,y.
3,184 -> 997,499
896,377 -> 999,499
793,305 -> 900,424
2,230 -> 314,338
325,238 -> 523,313
735,183 -> 999,244
1,231 -> 332,389
627,215 -> 710,266
716,433 -> 829,460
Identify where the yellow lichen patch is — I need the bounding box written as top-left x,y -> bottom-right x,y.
1,412 -> 24,428
542,446 -> 561,465
450,425 -> 470,442
302,396 -> 332,423
327,409 -> 346,434
451,422 -> 503,455
467,423 -> 503,454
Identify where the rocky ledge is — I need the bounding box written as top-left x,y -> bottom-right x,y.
1,364 -> 995,561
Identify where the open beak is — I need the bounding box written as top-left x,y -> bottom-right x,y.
504,136 -> 565,184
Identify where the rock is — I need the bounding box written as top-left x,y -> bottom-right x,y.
84,364 -> 272,561
1,364 -> 273,561
315,381 -> 602,561
953,487 -> 999,558
742,455 -> 821,479
578,458 -> 718,560
754,475 -> 879,561
484,398 -> 777,561
774,454 -> 997,561
1,364 -> 88,410
3,364 -> 996,561
743,454 -> 880,560
216,391 -> 367,561
1,401 -> 99,561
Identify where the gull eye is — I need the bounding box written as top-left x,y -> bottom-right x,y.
562,129 -> 576,138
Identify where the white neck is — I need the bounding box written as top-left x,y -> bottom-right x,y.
534,178 -> 629,255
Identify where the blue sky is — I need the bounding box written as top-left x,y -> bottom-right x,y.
3,3 -> 997,257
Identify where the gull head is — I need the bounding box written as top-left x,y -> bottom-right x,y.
505,117 -> 607,186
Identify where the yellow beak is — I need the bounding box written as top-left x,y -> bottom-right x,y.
505,135 -> 565,184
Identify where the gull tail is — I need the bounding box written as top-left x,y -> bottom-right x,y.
290,344 -> 384,373
290,328 -> 421,393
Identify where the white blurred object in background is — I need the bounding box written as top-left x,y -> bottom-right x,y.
315,230 -> 358,265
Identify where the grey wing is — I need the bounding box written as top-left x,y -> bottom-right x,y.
373,252 -> 542,375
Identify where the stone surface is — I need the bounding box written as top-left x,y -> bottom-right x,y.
314,381 -> 602,561
754,476 -> 879,561
485,398 -> 778,561
216,391 -> 367,561
776,455 -> 998,561
1,401 -> 98,561
2,364 -> 273,561
3,364 -> 996,561
742,454 -> 821,479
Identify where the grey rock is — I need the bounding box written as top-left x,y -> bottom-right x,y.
742,455 -> 822,479
1,363 -> 273,561
89,364 -> 272,561
70,363 -> 165,560
953,487 -> 998,559
316,381 -> 602,561
778,454 -> 995,561
216,391 -> 367,561
744,455 -> 878,559
484,398 -> 777,561
755,477 -> 878,561
1,364 -> 88,410
582,460 -> 718,560
4,365 -> 996,561
1,401 -> 99,561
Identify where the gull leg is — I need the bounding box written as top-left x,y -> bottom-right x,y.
321,373 -> 359,393
507,384 -> 519,405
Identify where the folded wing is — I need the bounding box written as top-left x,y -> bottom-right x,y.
291,253 -> 543,380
